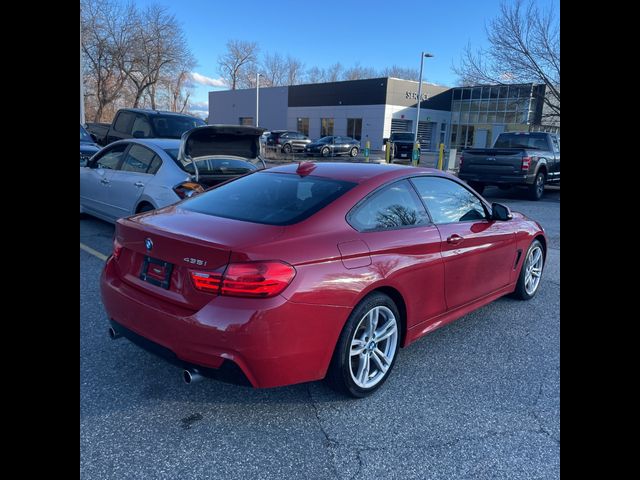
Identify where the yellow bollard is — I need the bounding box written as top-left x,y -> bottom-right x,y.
437,142 -> 445,170
364,139 -> 371,162
385,141 -> 392,163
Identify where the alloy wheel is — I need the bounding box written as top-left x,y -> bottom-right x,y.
524,245 -> 543,295
349,306 -> 398,389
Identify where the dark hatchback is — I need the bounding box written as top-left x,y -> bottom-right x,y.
304,136 -> 360,157
80,124 -> 101,165
265,131 -> 311,153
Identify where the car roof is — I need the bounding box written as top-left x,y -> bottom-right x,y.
119,108 -> 201,118
264,162 -> 447,184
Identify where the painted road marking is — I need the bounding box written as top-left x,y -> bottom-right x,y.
80,243 -> 108,261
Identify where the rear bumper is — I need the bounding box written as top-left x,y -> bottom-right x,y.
100,256 -> 351,388
458,172 -> 534,185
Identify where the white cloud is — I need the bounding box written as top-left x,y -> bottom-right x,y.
191,72 -> 227,88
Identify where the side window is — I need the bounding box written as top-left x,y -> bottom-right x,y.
113,112 -> 135,134
551,136 -> 560,152
131,115 -> 152,137
411,177 -> 487,224
147,155 -> 163,175
120,145 -> 156,173
348,180 -> 430,232
93,144 -> 128,170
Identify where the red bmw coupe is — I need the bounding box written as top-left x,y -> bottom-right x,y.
101,162 -> 546,397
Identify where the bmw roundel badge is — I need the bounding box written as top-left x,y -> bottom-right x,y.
145,238 -> 153,251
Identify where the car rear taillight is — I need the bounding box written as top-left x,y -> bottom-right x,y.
521,156 -> 531,171
190,270 -> 224,293
174,182 -> 204,199
113,238 -> 123,260
190,261 -> 296,298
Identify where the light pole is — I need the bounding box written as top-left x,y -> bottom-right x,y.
256,73 -> 261,127
413,52 -> 434,164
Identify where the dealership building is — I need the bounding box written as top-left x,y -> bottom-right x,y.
208,77 -> 556,151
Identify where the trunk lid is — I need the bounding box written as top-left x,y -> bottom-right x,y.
179,125 -> 265,162
113,206 -> 283,310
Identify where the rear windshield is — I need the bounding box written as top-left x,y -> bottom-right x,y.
181,172 -> 356,225
493,133 -> 549,150
151,116 -> 206,138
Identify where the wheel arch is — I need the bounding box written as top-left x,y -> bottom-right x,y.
135,199 -> 156,213
367,286 -> 408,347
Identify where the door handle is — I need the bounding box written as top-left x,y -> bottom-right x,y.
134,181 -> 144,187
100,178 -> 110,185
447,234 -> 464,245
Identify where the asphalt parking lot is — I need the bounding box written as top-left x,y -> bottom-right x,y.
80,184 -> 559,480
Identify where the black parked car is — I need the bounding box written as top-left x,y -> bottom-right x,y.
385,132 -> 421,160
304,136 -> 360,157
80,124 -> 101,166
86,108 -> 206,146
266,130 -> 311,153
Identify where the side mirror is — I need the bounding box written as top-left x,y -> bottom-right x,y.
90,133 -> 98,143
491,203 -> 513,221
132,130 -> 145,138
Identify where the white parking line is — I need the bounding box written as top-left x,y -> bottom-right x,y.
80,242 -> 108,261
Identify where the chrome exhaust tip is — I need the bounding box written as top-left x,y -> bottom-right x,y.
183,369 -> 203,385
108,327 -> 121,340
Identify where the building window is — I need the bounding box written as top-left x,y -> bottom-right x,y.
347,118 -> 362,141
239,117 -> 253,126
321,118 -> 334,137
297,118 -> 309,136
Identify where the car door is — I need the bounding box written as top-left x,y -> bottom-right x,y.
105,144 -> 158,219
107,111 -> 135,144
80,143 -> 128,216
410,176 -> 517,310
131,114 -> 153,139
291,133 -> 303,150
348,179 -> 447,325
336,137 -> 349,154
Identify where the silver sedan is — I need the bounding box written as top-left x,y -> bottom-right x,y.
80,127 -> 265,223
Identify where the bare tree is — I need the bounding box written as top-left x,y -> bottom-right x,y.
453,0 -> 560,123
217,39 -> 259,90
380,65 -> 420,81
325,62 -> 344,83
285,55 -> 305,85
261,52 -> 287,87
126,5 -> 195,109
81,0 -> 137,121
306,66 -> 325,84
343,63 -> 377,81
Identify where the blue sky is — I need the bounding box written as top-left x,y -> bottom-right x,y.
131,0 -> 559,116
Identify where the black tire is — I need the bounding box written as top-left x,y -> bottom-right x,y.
321,147 -> 330,157
527,171 -> 546,200
282,143 -> 292,154
349,147 -> 359,157
468,181 -> 485,195
326,292 -> 401,398
512,239 -> 545,300
137,203 -> 154,213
